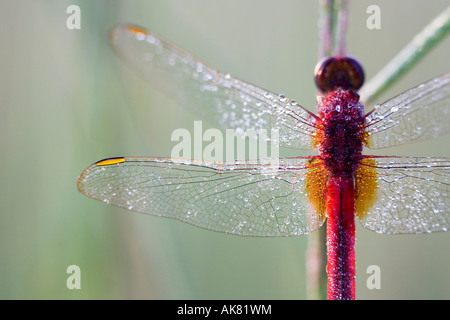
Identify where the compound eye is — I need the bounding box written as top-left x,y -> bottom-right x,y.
314,56 -> 364,93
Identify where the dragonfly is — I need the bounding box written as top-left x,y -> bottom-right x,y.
77,24 -> 450,300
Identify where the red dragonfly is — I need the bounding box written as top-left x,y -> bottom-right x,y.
77,24 -> 450,300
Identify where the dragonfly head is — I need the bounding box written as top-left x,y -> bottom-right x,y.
314,56 -> 364,93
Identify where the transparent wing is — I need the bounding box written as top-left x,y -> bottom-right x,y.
77,157 -> 325,236
110,24 -> 317,149
364,73 -> 450,148
358,157 -> 450,234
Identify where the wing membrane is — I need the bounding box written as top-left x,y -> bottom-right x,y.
77,157 -> 325,236
365,73 -> 450,148
358,156 -> 450,234
110,24 -> 317,149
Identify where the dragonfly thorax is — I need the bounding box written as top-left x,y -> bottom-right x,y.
316,89 -> 365,173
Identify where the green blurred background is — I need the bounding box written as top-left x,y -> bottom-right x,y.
0,0 -> 449,299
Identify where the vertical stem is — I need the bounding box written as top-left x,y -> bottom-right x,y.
326,174 -> 356,300
306,227 -> 327,300
318,0 -> 349,57
318,0 -> 334,58
307,0 -> 351,300
306,0 -> 336,300
334,0 -> 349,56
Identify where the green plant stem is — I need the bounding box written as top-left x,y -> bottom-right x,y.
305,227 -> 327,300
307,0 -> 350,301
318,0 -> 349,58
359,5 -> 450,105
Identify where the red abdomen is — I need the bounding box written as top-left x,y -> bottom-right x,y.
326,173 -> 356,300
315,89 -> 365,300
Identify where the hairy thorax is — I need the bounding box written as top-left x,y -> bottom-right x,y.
315,89 -> 366,174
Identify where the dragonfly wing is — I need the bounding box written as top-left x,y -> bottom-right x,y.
77,157 -> 325,236
358,157 -> 450,234
365,73 -> 450,148
110,24 -> 316,149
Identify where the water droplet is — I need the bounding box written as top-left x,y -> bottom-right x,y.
168,56 -> 176,66
135,32 -> 146,41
